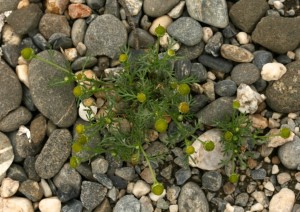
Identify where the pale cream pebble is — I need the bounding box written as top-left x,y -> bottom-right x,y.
39,179 -> 52,198
274,0 -> 284,9
18,56 -> 28,65
202,27 -> 213,43
0,178 -> 19,198
0,197 -> 34,212
236,32 -> 250,45
288,113 -> 298,119
132,180 -> 151,198
269,188 -> 295,212
272,112 -> 282,119
149,189 -> 166,201
82,97 -> 96,107
264,181 -> 275,191
38,197 -> 61,212
250,203 -> 264,211
272,165 -> 279,174
295,127 -> 299,134
16,64 -> 29,88
62,48 -> 78,62
167,1 -> 185,19
249,114 -> 268,129
2,24 -> 21,45
268,118 -> 281,129
126,182 -> 134,194
224,203 -> 234,212
261,62 -> 287,81
287,51 -> 295,60
191,83 -> 204,94
264,157 -> 271,163
295,183 -> 300,191
149,15 -> 173,35
17,0 -> 30,9
75,69 -> 98,88
159,32 -> 180,50
78,102 -> 97,121
277,172 -> 291,185
267,128 -> 295,148
169,205 -> 179,212
207,71 -> 216,80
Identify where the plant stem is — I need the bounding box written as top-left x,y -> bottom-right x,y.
140,145 -> 157,183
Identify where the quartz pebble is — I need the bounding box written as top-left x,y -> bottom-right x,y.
149,15 -> 173,35
261,62 -> 287,81
16,64 -> 29,88
39,197 -> 61,212
269,188 -> 295,212
202,27 -> 213,43
277,172 -> 291,185
272,165 -> 279,174
132,180 -> 151,198
0,178 -> 19,198
236,32 -> 250,45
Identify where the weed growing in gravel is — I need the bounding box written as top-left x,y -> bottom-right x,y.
216,100 -> 291,183
21,26 -> 215,195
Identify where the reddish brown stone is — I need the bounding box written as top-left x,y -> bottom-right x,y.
68,3 -> 92,19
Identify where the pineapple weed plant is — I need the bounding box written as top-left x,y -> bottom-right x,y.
21,25 -> 291,195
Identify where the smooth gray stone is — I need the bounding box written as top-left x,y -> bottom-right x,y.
1,44 -> 20,67
175,168 -> 191,185
35,129 -> 72,179
198,54 -> 233,73
85,14 -> 127,59
7,164 -> 28,182
278,136 -> 300,170
252,50 -> 273,70
251,168 -> 266,180
24,156 -> 40,181
190,63 -> 207,83
48,33 -> 73,50
113,195 -> 140,212
29,50 -> 77,127
202,171 -> 222,192
31,33 -> 49,51
87,0 -> 105,10
128,28 -> 155,49
62,199 -> 83,212
0,132 -> 14,177
71,19 -> 87,46
71,56 -> 98,71
231,63 -> 260,85
215,80 -> 237,97
177,42 -> 204,60
0,61 -> 22,120
205,32 -> 223,57
186,0 -> 229,28
104,0 -> 120,18
174,59 -> 192,80
143,0 -> 180,17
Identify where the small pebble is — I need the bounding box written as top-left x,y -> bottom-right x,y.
39,197 -> 61,212
0,178 -> 19,198
261,62 -> 287,81
132,180 -> 150,198
273,1 -> 284,9
202,27 -> 213,43
295,183 -> 300,191
264,181 -> 275,192
277,172 -> 291,185
250,203 -> 264,211
149,15 -> 173,36
16,64 -> 29,88
272,165 -> 279,174
236,32 -> 250,45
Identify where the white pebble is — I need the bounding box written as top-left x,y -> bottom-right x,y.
287,51 -> 295,60
169,204 -> 179,212
269,188 -> 295,212
159,32 -> 180,50
16,64 -> 29,88
274,1 -> 284,9
272,112 -> 282,119
17,0 -> 29,9
261,62 -> 287,81
236,32 -> 250,45
277,172 -> 291,185
39,197 -> 61,212
78,102 -> 97,121
295,183 -> 300,191
295,127 -> 299,134
224,203 -> 235,212
0,197 -> 34,212
149,15 -> 173,36
268,118 -> 280,129
272,165 -> 279,174
202,27 -> 213,43
288,113 -> 298,119
250,203 -> 264,211
264,157 -> 271,163
207,71 -> 216,80
132,180 -> 150,198
63,48 -> 78,62
264,181 -> 275,191
149,189 -> 166,201
167,1 -> 185,19
0,178 -> 19,198
39,179 -> 52,198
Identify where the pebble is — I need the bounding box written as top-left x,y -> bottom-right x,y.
231,63 -> 260,85
202,80 -> 215,101
202,171 -> 223,192
273,1 -> 284,9
177,42 -> 204,60
198,54 -> 233,73
261,62 -> 287,81
252,50 -> 273,70
190,129 -> 230,170
71,19 -> 87,46
250,203 -> 264,211
221,44 -> 254,62
39,197 -> 61,212
0,0 -> 19,13
2,24 -> 21,45
264,181 -> 275,192
7,164 -> 28,182
178,182 -> 209,212
249,114 -> 268,129
0,197 -> 34,212
251,191 -> 268,207
18,180 -> 44,202
186,0 -> 228,28
167,1 -> 185,18
175,168 -> 191,185
115,167 -> 136,181
205,32 -> 223,57
45,0 -> 69,14
61,199 -> 83,212
0,132 -> 14,177
31,33 -> 49,51
132,180 -> 150,198
68,3 -> 92,19
91,158 -> 109,175
269,188 -> 295,212
113,195 -> 140,211
277,172 -> 291,185
128,28 -> 155,49
251,168 -> 267,180
39,179 -> 52,198
143,0 -> 180,17
39,13 -> 71,39
167,17 -> 202,46
80,181 -> 107,211
149,15 -> 173,35
236,32 -> 250,45
85,14 -> 127,58
16,64 -> 29,88
229,0 -> 269,33
272,165 -> 280,174
63,48 -> 78,62
123,0 -> 142,16
0,177 -> 19,198
214,79 -> 237,97
267,128 -> 295,148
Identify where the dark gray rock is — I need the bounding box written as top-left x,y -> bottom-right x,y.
186,0 -> 228,28
128,28 -> 155,49
205,32 -> 223,57
6,4 -> 43,36
266,61 -> 300,113
196,96 -> 234,126
0,106 -> 32,132
178,182 -> 209,212
175,168 -> 191,185
48,33 -> 73,50
252,16 -> 300,54
143,0 -> 180,17
113,195 -> 140,212
198,54 -> 233,73
115,167 -> 136,181
235,193 -> 249,207
71,19 -> 87,46
190,63 -> 207,83
104,0 -> 120,18
22,85 -> 37,112
35,129 -> 72,179
167,17 -> 203,46
53,163 -> 82,202
231,63 -> 260,85
62,199 -> 83,212
1,44 -> 20,67
7,164 -> 28,182
251,168 -> 266,180
30,114 -> 47,146
252,50 -> 273,70
8,132 -> 24,162
0,0 -> 19,13
109,175 -> 128,189
276,55 -> 292,65
87,0 -> 105,10
202,171 -> 222,192
229,0 -> 269,33
80,181 -> 107,211
190,94 -> 210,113
14,127 -> 40,158
215,80 -> 237,97
85,14 -> 127,58
0,61 -> 22,120
222,23 -> 238,38
177,42 -> 204,60
24,156 -> 40,181
253,78 -> 267,92
174,59 -> 192,80
278,136 -> 300,170
75,163 -> 95,181
19,37 -> 40,54
31,33 -> 49,51
39,14 -> 71,39
19,180 -> 44,202
71,56 -> 98,71
29,50 -> 77,127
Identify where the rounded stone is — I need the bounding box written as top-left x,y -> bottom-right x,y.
39,14 -> 71,39
231,63 -> 260,85
215,80 -> 237,97
84,14 -> 127,59
143,0 -> 180,17
252,50 -> 273,70
278,136 -> 300,170
167,17 -> 203,46
202,171 -> 223,192
221,44 -> 254,62
0,132 -> 14,177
